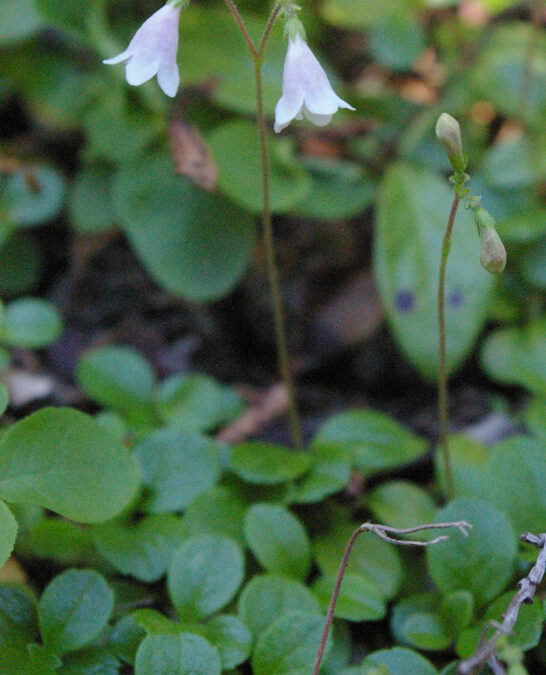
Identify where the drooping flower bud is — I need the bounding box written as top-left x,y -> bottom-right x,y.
474,206 -> 507,274
435,113 -> 466,174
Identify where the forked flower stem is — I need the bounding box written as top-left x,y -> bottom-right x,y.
438,194 -> 460,500
225,1 -> 303,450
313,520 -> 472,674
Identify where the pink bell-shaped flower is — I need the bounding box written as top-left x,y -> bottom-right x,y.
275,33 -> 354,133
103,2 -> 182,98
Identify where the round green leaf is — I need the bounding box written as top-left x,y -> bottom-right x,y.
1,298 -> 62,348
230,442 -> 311,485
208,119 -> 310,214
252,611 -> 329,675
293,445 -> 352,504
391,593 -> 452,651
68,166 -> 117,233
76,345 -> 155,417
0,0 -> 42,45
5,166 -> 65,227
0,582 -> 37,648
27,518 -> 94,565
183,487 -> 246,547
312,409 -> 426,477
375,161 -> 494,379
110,614 -> 146,666
167,535 -> 244,621
38,569 -> 113,653
314,521 -> 403,600
353,647 -> 438,675
135,633 -> 221,675
481,319 -> 546,396
93,515 -> 187,583
0,646 -> 57,675
203,615 -> 252,669
314,572 -> 386,622
238,574 -> 320,639
157,374 -> 244,433
114,152 -> 254,303
0,407 -> 141,522
244,504 -> 311,581
134,429 -> 221,513
426,499 -> 516,607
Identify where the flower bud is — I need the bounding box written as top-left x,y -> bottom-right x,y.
477,218 -> 506,275
435,113 -> 466,173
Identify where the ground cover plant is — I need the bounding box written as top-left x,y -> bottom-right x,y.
0,0 -> 545,673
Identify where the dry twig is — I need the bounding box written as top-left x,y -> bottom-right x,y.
313,520 -> 473,675
458,532 -> 546,674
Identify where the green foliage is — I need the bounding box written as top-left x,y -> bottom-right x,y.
230,442 -> 311,484
38,569 -> 113,653
0,500 -> 17,568
0,585 -> 37,648
244,503 -> 311,581
375,162 -> 494,379
135,633 -> 221,675
0,298 -> 62,349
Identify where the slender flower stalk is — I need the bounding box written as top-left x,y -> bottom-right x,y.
224,0 -> 303,449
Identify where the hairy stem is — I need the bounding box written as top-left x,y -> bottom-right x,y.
225,0 -> 303,449
438,195 -> 460,501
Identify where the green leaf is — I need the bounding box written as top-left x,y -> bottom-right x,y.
312,409 -> 427,477
369,11 -> 425,71
76,345 -> 156,421
38,569 -> 113,653
314,522 -> 403,600
202,615 -> 251,670
114,152 -> 254,303
320,0 -> 400,28
230,442 -> 311,485
481,319 -> 546,395
109,614 -> 146,666
482,136 -> 543,190
0,0 -> 42,45
134,429 -> 221,513
456,593 -> 543,658
252,611 -> 329,675
135,633 -> 221,675
237,574 -> 319,639
0,585 -> 37,648
1,298 -> 62,348
426,499 -> 516,607
93,515 -> 187,583
68,166 -> 117,233
391,593 -> 452,651
244,504 -> 311,581
4,166 -> 65,227
0,645 -> 58,674
367,481 -> 436,538
0,407 -> 141,522
346,646 -> 438,675
0,500 -> 17,569
157,374 -> 244,433
34,0 -> 88,42
314,573 -> 386,622
293,445 -> 352,504
167,535 -> 244,621
27,518 -> 94,565
208,120 -> 310,214
133,609 -> 184,635
374,161 -> 494,379
58,650 -> 120,674
183,487 -> 246,548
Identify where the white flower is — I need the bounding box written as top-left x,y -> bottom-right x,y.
103,3 -> 182,98
274,33 -> 354,133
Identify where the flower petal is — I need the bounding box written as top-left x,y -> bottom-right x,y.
156,59 -> 180,98
302,107 -> 333,127
103,49 -> 132,66
274,92 -> 304,133
125,54 -> 161,86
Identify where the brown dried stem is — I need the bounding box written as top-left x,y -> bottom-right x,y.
313,520 -> 473,675
458,532 -> 546,674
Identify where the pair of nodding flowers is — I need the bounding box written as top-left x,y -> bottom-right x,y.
103,0 -> 354,132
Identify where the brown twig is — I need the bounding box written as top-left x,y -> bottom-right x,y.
313,520 -> 473,674
458,532 -> 546,674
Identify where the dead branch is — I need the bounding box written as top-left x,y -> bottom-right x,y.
313,520 -> 473,675
458,532 -> 546,675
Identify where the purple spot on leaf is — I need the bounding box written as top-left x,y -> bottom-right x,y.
448,290 -> 463,308
395,290 -> 414,313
